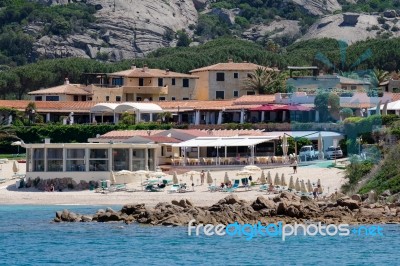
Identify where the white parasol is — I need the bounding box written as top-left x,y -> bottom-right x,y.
307,179 -> 313,192
300,180 -> 307,193
274,173 -> 280,186
295,177 -> 301,191
267,171 -> 273,185
281,173 -> 287,186
260,170 -> 267,184
236,169 -> 254,176
207,170 -> 213,185
243,165 -> 261,171
288,176 -> 295,190
173,171 -> 179,184
224,172 -> 230,183
13,161 -> 19,174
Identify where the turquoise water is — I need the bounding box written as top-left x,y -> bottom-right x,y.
0,205 -> 399,265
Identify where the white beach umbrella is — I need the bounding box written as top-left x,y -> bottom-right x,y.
207,171 -> 213,185
288,176 -> 295,190
267,171 -> 273,185
300,180 -> 307,193
281,173 -> 287,187
110,171 -> 116,185
173,171 -> 179,184
295,177 -> 301,192
260,171 -> 267,184
307,179 -> 313,192
243,165 -> 261,171
116,170 -> 134,175
317,179 -> 323,193
318,132 -> 323,160
224,172 -> 230,183
13,161 -> 19,174
236,169 -> 254,176
186,170 -> 200,176
274,173 -> 280,186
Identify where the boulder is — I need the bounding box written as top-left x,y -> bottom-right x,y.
251,196 -> 276,211
337,197 -> 360,210
383,10 -> 397,18
381,189 -> 391,197
351,194 -> 362,202
192,0 -> 207,10
210,8 -> 236,25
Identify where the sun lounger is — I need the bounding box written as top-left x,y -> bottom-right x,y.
258,184 -> 268,191
168,184 -> 180,193
208,185 -> 220,192
0,178 -> 6,184
145,184 -> 164,192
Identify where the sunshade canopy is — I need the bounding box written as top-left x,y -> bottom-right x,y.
172,136 -> 278,148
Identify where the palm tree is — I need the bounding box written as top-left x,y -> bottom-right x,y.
243,67 -> 280,94
371,68 -> 390,88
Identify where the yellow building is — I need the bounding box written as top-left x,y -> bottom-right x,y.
93,65 -> 199,102
190,59 -> 274,100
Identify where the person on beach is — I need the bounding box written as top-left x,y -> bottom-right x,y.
292,159 -> 298,174
200,170 -> 205,185
50,184 -> 55,192
313,185 -> 320,200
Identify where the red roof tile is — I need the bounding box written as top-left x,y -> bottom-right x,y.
190,62 -> 274,73
233,95 -> 276,105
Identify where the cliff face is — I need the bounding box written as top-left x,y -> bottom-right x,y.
291,0 -> 342,15
31,0 -> 198,60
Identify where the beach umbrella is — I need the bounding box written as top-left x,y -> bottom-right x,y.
307,179 -> 313,192
173,171 -> 179,184
207,171 -> 213,185
274,173 -> 280,186
110,171 -> 116,185
224,172 -> 230,183
295,177 -> 301,191
300,180 -> 307,193
281,173 -> 287,186
282,134 -> 288,157
11,141 -> 22,154
318,179 -> 323,193
267,171 -> 273,185
243,165 -> 261,171
13,161 -> 19,174
236,169 -> 254,176
260,171 -> 267,184
116,170 -> 134,175
288,176 -> 295,190
318,132 -> 323,160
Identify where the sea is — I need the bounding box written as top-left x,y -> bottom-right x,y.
0,205 -> 399,266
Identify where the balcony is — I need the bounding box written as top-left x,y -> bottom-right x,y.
123,85 -> 168,95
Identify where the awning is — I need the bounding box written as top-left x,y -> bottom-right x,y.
274,104 -> 312,111
249,104 -> 278,111
172,136 -> 278,148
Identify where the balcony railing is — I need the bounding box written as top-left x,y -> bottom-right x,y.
123,85 -> 168,95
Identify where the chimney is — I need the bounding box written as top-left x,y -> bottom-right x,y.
228,58 -> 233,63
64,78 -> 70,85
131,65 -> 136,70
142,64 -> 148,72
165,69 -> 170,74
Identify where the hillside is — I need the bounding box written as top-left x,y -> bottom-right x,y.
1,0 -> 400,66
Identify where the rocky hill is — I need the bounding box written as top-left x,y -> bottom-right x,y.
8,0 -> 400,62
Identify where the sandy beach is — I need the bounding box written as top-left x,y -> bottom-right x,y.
0,160 -> 346,207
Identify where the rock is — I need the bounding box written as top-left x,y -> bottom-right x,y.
337,197 -> 360,210
171,199 -> 193,208
351,194 -> 362,202
192,0 -> 207,10
81,215 -> 93,222
210,8 -> 236,25
220,195 -> 240,205
30,0 -> 199,60
251,196 -> 276,211
383,10 -> 397,18
291,0 -> 342,16
242,20 -> 301,43
342,13 -> 359,26
382,189 -> 391,197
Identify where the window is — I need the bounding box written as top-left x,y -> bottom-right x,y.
216,72 -> 225,81
89,149 -> 109,171
247,91 -> 255,95
105,96 -> 110,102
113,149 -> 129,171
341,86 -> 347,90
73,95 -> 79,101
183,79 -> 189,87
132,149 -> 145,171
112,77 -> 123,86
216,91 -> 225,99
247,73 -> 252,78
183,97 -> 189,100
159,97 -> 166,101
172,78 -> 176,85
233,91 -> 239,97
351,85 -> 357,90
234,73 -> 238,79
171,97 -> 176,101
82,96 -> 86,101
35,96 -> 42,101
116,96 -> 121,102
139,78 -> 144,86
47,148 -> 63,172
87,97 -> 92,101
158,78 -> 163,87
46,96 -> 59,101
32,148 -> 44,172
66,149 -> 85,171
136,97 -> 142,101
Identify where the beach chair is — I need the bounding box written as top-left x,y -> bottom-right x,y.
168,184 -> 180,193
208,185 -> 220,192
223,180 -> 240,192
258,184 -> 268,191
145,184 -> 163,192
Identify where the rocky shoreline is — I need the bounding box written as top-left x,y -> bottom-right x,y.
54,192 -> 400,225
